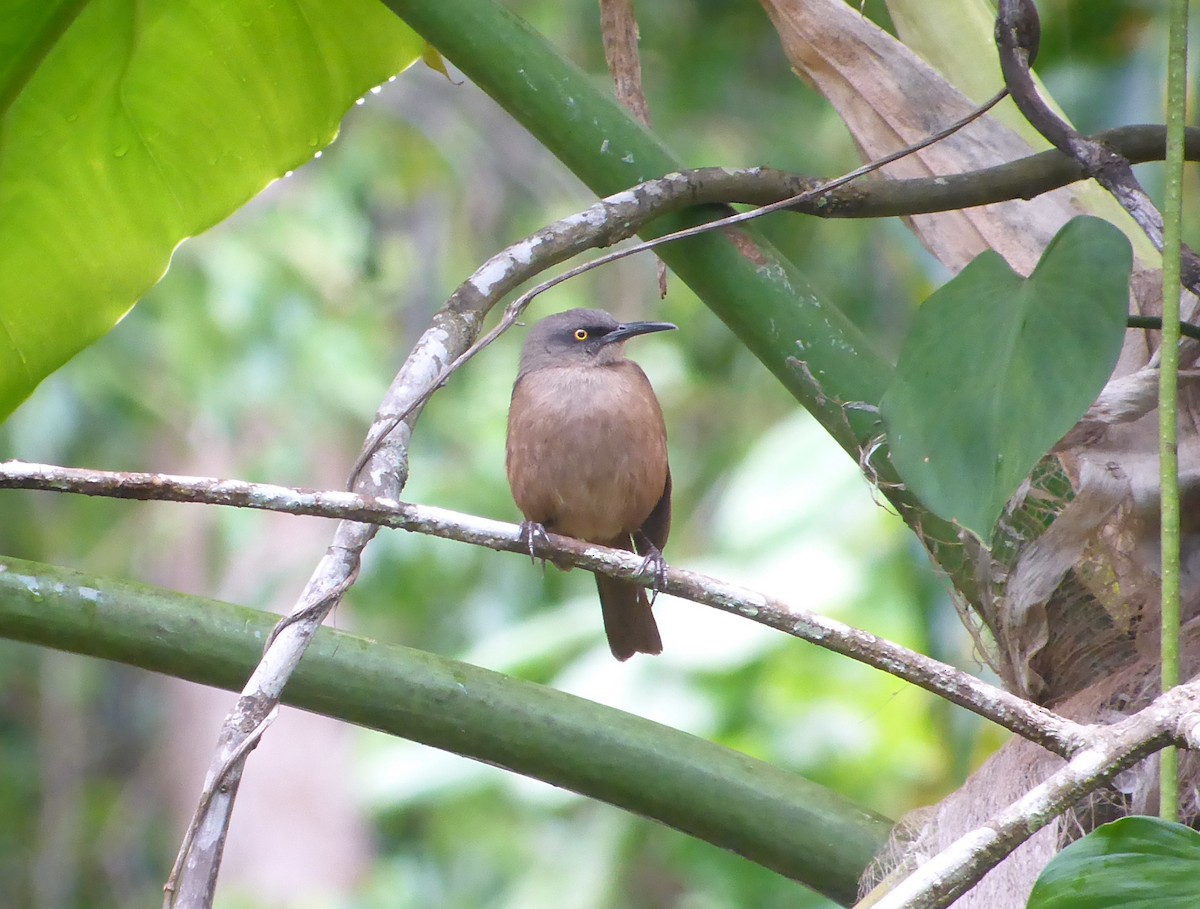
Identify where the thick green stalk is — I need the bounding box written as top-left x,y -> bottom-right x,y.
1159,0 -> 1190,823
0,556 -> 891,906
381,0 -> 975,600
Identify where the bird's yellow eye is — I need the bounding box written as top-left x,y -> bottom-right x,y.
573,328 -> 589,341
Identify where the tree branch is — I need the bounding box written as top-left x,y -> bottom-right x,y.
995,0 -> 1200,294
867,678 -> 1200,909
0,458 -> 1088,757
165,278 -> 483,902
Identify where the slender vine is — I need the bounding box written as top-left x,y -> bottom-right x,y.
1158,0 -> 1190,822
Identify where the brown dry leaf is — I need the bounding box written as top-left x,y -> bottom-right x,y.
758,0 -> 1090,276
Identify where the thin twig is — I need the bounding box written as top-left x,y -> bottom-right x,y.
1127,315 -> 1200,343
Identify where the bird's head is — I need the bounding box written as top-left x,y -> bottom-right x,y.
517,308 -> 676,375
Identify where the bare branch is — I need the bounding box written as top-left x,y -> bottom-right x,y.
867,679 -> 1200,909
166,520 -> 368,907
166,293 -> 483,901
161,707 -> 277,906
0,458 -> 1088,757
995,0 -> 1200,294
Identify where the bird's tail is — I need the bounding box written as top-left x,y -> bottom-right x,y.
595,571 -> 663,661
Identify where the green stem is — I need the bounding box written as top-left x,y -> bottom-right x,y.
0,556 -> 891,906
384,0 -> 978,603
1158,0 -> 1189,823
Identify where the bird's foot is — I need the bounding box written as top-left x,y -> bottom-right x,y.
517,521 -> 551,567
634,543 -> 668,606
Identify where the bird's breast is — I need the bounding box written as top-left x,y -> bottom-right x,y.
506,363 -> 668,543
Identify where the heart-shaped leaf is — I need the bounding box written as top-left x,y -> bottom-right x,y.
0,1 -> 422,420
1027,816 -> 1200,909
881,216 -> 1132,539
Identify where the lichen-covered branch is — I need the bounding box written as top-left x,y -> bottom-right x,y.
0,458 -> 1087,757
867,679 -> 1200,909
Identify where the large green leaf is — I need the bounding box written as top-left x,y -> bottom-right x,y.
0,0 -> 421,420
1027,816 -> 1200,909
881,216 -> 1132,539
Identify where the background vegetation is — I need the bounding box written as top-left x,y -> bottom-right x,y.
0,1 -> 1188,907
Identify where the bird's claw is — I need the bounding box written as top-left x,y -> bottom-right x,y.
517,521 -> 551,567
635,544 -> 668,606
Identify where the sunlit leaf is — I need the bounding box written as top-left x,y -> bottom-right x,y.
0,0 -> 422,419
881,216 -> 1131,539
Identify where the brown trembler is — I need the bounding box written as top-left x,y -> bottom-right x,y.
505,308 -> 674,660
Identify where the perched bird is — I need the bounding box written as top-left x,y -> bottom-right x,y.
506,308 -> 675,660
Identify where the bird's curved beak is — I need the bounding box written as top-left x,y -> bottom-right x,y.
601,320 -> 677,345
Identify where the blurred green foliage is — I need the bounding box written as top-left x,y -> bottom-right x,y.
0,1 -> 1178,907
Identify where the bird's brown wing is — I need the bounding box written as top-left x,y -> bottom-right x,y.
634,467 -> 671,557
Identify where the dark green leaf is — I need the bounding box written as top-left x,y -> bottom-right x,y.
1027,816 -> 1200,909
881,216 -> 1132,539
0,0 -> 422,419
